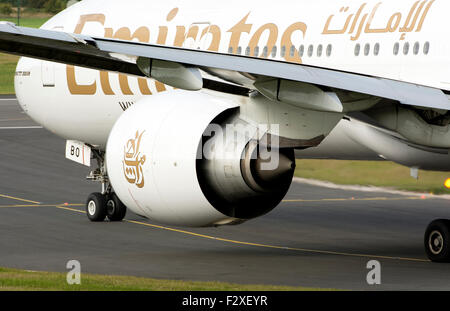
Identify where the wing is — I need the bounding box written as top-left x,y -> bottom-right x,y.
1,22 -> 448,110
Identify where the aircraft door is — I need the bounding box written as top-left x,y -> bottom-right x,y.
41,26 -> 64,87
41,61 -> 55,87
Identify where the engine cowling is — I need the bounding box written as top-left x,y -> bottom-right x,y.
106,91 -> 295,227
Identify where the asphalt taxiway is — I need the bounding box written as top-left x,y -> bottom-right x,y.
1,97 -> 450,290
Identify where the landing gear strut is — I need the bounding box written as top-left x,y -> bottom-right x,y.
85,149 -> 127,222
425,219 -> 450,262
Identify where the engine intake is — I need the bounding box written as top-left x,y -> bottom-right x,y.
197,110 -> 295,220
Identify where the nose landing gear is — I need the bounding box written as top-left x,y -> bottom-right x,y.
425,219 -> 450,262
85,149 -> 127,222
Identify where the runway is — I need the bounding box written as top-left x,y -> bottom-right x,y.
1,97 -> 450,290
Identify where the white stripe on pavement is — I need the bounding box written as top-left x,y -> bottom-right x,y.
0,126 -> 43,130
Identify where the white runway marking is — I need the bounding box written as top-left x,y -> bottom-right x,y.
0,126 -> 43,130
294,177 -> 450,200
0,99 -> 17,101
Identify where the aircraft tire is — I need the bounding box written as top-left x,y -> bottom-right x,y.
106,192 -> 127,222
425,219 -> 450,262
86,192 -> 107,222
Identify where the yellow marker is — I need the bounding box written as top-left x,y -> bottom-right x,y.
0,194 -> 40,204
445,178 -> 450,189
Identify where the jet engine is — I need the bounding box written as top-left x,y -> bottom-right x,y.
106,91 -> 295,227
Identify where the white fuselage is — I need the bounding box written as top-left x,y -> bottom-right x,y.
14,0 -> 450,148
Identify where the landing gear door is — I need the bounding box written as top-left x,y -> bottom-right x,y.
183,22 -> 211,51
66,140 -> 91,167
41,61 -> 55,87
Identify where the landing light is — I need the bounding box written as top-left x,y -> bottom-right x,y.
444,178 -> 450,189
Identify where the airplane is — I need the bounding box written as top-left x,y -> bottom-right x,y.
0,0 -> 450,262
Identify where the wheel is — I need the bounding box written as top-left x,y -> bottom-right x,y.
424,219 -> 450,262
106,192 -> 127,222
86,192 -> 107,222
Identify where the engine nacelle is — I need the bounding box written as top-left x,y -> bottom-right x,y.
106,91 -> 295,227
367,104 -> 450,148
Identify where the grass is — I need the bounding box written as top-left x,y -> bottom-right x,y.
295,159 -> 450,195
0,16 -> 49,28
0,16 -> 49,94
0,267 -> 326,291
0,53 -> 19,94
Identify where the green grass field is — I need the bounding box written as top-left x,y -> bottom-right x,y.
0,267 -> 326,291
0,53 -> 19,94
0,17 -> 49,28
296,159 -> 450,195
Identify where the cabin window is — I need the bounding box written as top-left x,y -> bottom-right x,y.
307,45 -> 314,57
236,46 -> 242,55
317,44 -> 323,57
299,45 -> 305,57
354,44 -> 360,56
289,45 -> 296,57
393,42 -> 399,55
271,46 -> 277,57
228,47 -> 234,54
326,44 -> 332,57
374,43 -> 380,56
424,42 -> 430,55
281,45 -> 286,57
364,43 -> 370,56
263,46 -> 269,58
413,42 -> 420,55
245,46 -> 251,56
254,46 -> 260,57
403,42 -> 410,55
